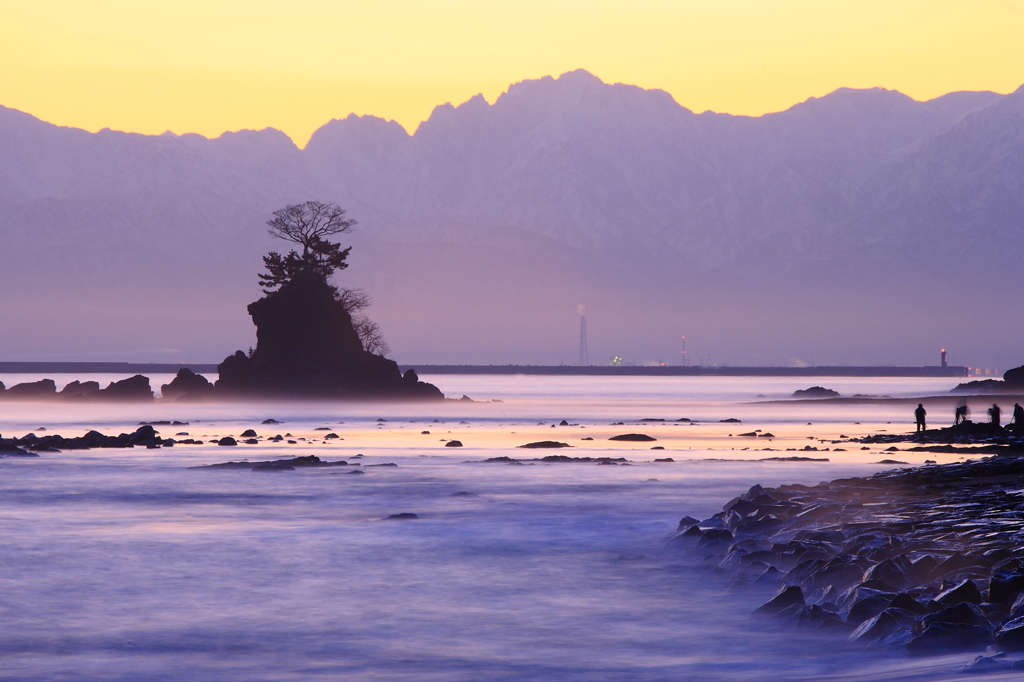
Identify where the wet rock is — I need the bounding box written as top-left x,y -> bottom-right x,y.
995,616 -> 1024,651
907,622 -> 992,654
676,516 -> 700,531
262,419 -> 282,424
988,571 -> 1024,606
848,607 -> 917,644
846,593 -> 896,625
218,437 -> 238,446
754,585 -> 804,615
609,433 -> 657,442
863,555 -> 915,591
445,440 -> 463,447
241,429 -> 258,438
386,513 -> 419,520
935,579 -> 983,606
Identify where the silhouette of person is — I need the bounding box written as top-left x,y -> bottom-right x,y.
954,404 -> 970,425
989,403 -> 1002,426
915,404 -> 927,432
1014,403 -> 1024,425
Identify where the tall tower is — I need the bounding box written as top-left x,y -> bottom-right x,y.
941,349 -> 947,368
578,315 -> 589,366
681,336 -> 687,367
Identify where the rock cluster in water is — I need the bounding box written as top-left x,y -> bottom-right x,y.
0,375 -> 155,402
672,454 -> 1024,659
0,425 -> 169,455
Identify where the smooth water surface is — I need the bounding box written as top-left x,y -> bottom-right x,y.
0,376 -> 1008,680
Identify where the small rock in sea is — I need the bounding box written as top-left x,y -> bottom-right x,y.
218,437 -> 237,446
244,438 -> 258,445
287,440 -> 297,444
738,431 -> 758,437
559,420 -> 569,426
654,457 -> 674,462
385,512 -> 419,520
376,418 -> 388,422
876,459 -> 907,464
314,427 -> 330,430
421,430 -> 430,434
792,386 -> 841,398
262,419 -> 281,424
445,440 -> 464,447
581,437 -> 594,441
176,432 -> 189,436
518,441 -> 571,449
344,469 -> 365,475
720,418 -> 741,423
241,429 -> 257,437
324,433 -> 340,439
451,491 -> 477,497
759,433 -> 775,438
651,446 -> 665,450
609,434 -> 657,442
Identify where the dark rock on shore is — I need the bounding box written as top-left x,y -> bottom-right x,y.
214,271 -> 442,399
609,433 -> 657,442
671,453 -> 1024,657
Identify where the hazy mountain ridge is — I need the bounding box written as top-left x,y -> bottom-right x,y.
0,73 -> 1020,366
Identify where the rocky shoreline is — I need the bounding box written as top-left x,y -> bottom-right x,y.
672,452 -> 1024,671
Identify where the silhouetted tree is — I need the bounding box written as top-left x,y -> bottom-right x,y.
259,201 -> 356,293
258,202 -> 391,356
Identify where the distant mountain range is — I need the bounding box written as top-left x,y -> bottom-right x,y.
1,70 -> 1021,368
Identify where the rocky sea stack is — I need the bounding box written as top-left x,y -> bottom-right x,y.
214,201 -> 442,400
216,271 -> 441,398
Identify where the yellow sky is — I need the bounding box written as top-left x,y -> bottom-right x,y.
2,0 -> 1023,146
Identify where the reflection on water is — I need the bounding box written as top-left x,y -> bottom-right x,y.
0,376 -> 1006,680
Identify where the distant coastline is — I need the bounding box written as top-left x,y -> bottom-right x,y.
0,362 -> 969,378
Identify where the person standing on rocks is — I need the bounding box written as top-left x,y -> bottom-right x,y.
915,403 -> 927,432
1014,403 -> 1024,425
989,403 -> 1002,426
954,402 -> 970,425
